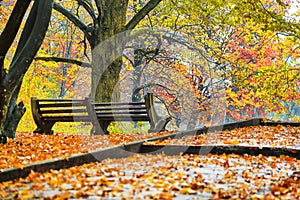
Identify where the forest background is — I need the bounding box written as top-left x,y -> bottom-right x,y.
0,0 -> 299,136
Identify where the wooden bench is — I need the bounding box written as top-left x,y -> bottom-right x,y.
31,93 -> 171,135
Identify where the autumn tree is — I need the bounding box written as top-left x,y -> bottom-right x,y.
44,0 -> 298,126
118,0 -> 299,126
223,27 -> 300,121
151,0 -> 300,122
16,0 -> 300,134
0,0 -> 53,141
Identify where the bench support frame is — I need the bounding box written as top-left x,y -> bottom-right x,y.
145,93 -> 171,133
31,97 -> 54,134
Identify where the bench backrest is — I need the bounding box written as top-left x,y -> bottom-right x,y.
32,93 -> 160,128
91,101 -> 149,121
86,93 -> 159,123
31,98 -> 90,125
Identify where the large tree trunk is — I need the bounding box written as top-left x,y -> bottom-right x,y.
94,59 -> 123,102
0,0 -> 53,142
89,0 -> 162,102
88,0 -> 129,133
91,0 -> 129,102
0,84 -> 26,140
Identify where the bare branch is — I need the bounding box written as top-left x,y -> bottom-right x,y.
132,83 -> 178,119
130,29 -> 215,64
77,0 -> 97,22
126,0 -> 162,30
122,54 -> 134,67
53,2 -> 93,44
0,0 -> 31,77
6,0 -> 53,86
35,56 -> 92,68
94,0 -> 101,20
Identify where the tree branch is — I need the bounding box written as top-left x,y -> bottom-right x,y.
130,29 -> 215,64
53,2 -> 93,44
0,0 -> 31,57
5,0 -> 53,86
125,0 -> 162,30
11,0 -> 38,64
122,54 -> 134,67
35,56 -> 91,68
132,83 -> 178,119
94,0 -> 101,20
0,0 -> 31,77
77,0 -> 97,22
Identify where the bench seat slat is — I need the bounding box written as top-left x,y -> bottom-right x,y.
96,114 -> 149,117
42,113 -> 89,117
40,108 -> 87,114
37,99 -> 84,102
93,107 -> 146,111
44,117 -> 149,122
38,103 -> 85,108
43,116 -> 90,122
43,116 -> 149,122
92,102 -> 146,106
96,116 -> 149,121
95,111 -> 147,115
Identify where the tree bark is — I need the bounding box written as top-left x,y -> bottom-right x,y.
0,0 -> 53,142
0,0 -> 31,72
91,0 -> 129,102
87,0 -> 129,133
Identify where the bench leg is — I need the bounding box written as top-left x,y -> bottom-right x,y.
100,121 -> 110,135
33,122 -> 55,135
90,121 -> 110,135
148,117 -> 172,133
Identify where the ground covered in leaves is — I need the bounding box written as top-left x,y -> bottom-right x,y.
144,125 -> 300,149
1,125 -> 299,199
0,153 -> 299,199
0,131 -> 174,170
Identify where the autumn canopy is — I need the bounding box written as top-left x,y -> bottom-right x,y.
0,1 -> 299,198
0,0 -> 299,138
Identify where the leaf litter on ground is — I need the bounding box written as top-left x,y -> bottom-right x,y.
0,125 -> 300,199
0,131 -> 175,170
144,125 -> 300,149
0,153 -> 299,199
